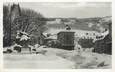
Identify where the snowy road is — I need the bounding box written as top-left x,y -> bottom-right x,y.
4,53 -> 74,69
3,48 -> 111,69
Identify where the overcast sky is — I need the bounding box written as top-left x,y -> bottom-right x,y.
6,2 -> 112,18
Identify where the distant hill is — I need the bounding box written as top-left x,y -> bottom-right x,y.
46,16 -> 112,32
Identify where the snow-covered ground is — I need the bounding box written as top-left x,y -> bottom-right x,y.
3,48 -> 111,69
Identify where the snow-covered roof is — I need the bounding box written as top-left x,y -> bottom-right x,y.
20,35 -> 30,41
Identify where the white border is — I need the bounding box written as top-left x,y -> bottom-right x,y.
2,0 -> 112,2
0,0 -> 3,72
0,0 -> 114,72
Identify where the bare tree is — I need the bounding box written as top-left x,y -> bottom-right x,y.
3,4 -> 47,47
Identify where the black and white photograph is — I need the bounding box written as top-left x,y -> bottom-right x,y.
3,2 -> 112,69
